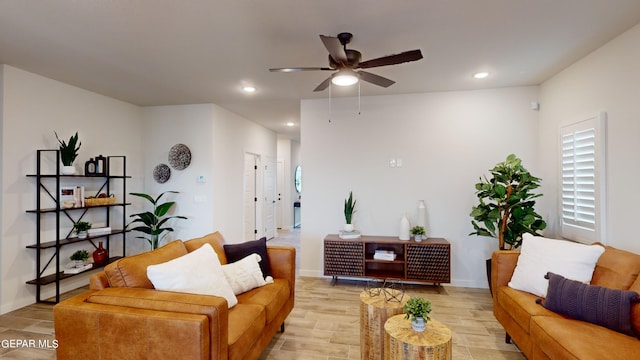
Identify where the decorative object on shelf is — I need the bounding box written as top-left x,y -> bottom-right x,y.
339,230 -> 361,239
60,185 -> 84,208
411,226 -> 426,242
381,279 -> 406,302
168,143 -> 192,170
403,296 -> 432,332
70,249 -> 89,268
84,158 -> 97,175
416,200 -> 426,227
84,155 -> 108,176
54,131 -> 81,175
399,214 -> 410,240
92,241 -> 108,266
343,191 -> 356,232
84,193 -> 116,206
73,221 -> 92,239
128,191 -> 187,250
469,154 -> 547,250
153,163 -> 171,183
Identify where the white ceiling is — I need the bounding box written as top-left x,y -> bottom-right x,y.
2,1 -> 640,141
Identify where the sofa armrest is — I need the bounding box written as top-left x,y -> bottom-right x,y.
89,272 -> 110,290
267,245 -> 296,295
54,288 -> 229,360
491,250 -> 520,297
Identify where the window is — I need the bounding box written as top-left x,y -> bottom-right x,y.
560,112 -> 606,243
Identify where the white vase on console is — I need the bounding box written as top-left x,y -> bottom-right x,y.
399,214 -> 410,240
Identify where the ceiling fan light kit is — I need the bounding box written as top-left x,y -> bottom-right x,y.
269,32 -> 423,92
332,69 -> 359,86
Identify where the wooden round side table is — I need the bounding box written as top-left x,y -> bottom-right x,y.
384,314 -> 452,360
360,289 -> 408,360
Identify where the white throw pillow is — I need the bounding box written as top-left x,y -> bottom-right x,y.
222,253 -> 274,295
147,243 -> 238,308
508,233 -> 605,298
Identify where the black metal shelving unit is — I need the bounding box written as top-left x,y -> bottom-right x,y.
26,150 -> 130,303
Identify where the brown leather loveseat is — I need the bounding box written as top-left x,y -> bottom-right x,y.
53,232 -> 295,360
492,245 -> 640,359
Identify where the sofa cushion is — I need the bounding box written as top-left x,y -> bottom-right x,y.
222,253 -> 273,295
497,285 -> 563,332
541,272 -> 639,336
591,246 -> 640,290
227,303 -> 266,360
104,240 -> 187,288
236,278 -> 290,324
184,231 -> 228,264
224,237 -> 272,277
531,315 -> 640,360
508,233 -> 605,297
147,244 -> 238,308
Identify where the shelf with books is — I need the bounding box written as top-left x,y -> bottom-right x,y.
25,150 -> 130,303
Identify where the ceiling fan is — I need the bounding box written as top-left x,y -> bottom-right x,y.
269,32 -> 423,92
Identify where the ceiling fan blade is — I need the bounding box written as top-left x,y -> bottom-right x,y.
320,35 -> 347,65
358,71 -> 395,88
269,67 -> 333,72
357,49 -> 423,69
313,77 -> 332,92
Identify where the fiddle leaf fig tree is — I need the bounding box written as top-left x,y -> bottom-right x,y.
469,154 -> 547,250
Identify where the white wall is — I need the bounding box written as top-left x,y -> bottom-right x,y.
538,23 -> 640,253
0,65 -> 143,313
141,103 -> 277,247
300,87 -> 540,287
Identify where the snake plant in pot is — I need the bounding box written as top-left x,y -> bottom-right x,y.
128,191 -> 187,250
55,131 -> 81,175
343,191 -> 357,232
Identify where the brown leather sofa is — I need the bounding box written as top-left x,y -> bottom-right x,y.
53,232 -> 295,360
492,245 -> 640,359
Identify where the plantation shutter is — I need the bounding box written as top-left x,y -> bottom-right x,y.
560,112 -> 606,243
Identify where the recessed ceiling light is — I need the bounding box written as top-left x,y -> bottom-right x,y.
286,122 -> 295,127
473,72 -> 490,79
242,86 -> 256,93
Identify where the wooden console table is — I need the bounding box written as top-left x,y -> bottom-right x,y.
324,235 -> 450,284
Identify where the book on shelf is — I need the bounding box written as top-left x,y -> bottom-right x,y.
63,263 -> 93,274
373,248 -> 397,261
88,227 -> 112,236
339,230 -> 361,239
60,185 -> 84,208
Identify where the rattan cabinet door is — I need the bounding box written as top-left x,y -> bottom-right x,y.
406,243 -> 450,283
324,240 -> 364,277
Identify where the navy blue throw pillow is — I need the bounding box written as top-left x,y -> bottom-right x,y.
223,237 -> 272,277
539,272 -> 639,336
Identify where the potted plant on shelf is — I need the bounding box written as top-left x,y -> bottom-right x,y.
70,250 -> 89,268
469,154 -> 547,291
410,226 -> 426,242
74,221 -> 92,239
343,191 -> 357,232
403,296 -> 432,332
128,191 -> 187,250
54,131 -> 81,175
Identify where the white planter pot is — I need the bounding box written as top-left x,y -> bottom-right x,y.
414,235 -> 423,242
343,224 -> 354,232
412,317 -> 426,332
61,165 -> 76,175
78,231 -> 88,239
74,260 -> 85,268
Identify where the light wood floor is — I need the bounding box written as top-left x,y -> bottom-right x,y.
0,229 -> 524,359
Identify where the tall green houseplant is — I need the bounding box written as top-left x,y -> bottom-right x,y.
344,191 -> 356,225
128,191 -> 187,250
469,154 -> 547,250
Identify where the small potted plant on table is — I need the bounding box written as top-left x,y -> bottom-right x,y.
70,250 -> 89,268
74,221 -> 92,239
410,226 -> 426,242
403,296 -> 432,332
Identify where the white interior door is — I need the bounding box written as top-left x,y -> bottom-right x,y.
263,156 -> 276,239
276,160 -> 285,229
243,153 -> 260,240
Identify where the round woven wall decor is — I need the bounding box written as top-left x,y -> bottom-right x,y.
153,163 -> 171,183
168,143 -> 191,170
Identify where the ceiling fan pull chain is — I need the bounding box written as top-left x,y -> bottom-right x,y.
358,81 -> 361,115
328,82 -> 332,123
